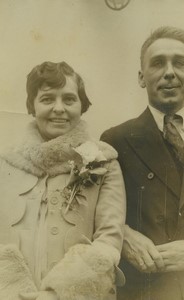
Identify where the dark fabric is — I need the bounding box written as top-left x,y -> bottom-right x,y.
163,114 -> 184,165
101,107 -> 184,300
162,134 -> 183,179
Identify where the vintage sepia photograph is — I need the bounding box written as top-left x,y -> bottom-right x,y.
1,0 -> 184,299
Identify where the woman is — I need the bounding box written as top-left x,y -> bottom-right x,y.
0,61 -> 126,300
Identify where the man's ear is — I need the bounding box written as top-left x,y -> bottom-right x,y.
138,71 -> 146,88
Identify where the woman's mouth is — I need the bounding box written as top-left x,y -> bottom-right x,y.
49,118 -> 68,123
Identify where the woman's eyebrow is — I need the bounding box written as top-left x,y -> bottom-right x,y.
39,92 -> 54,99
62,92 -> 76,97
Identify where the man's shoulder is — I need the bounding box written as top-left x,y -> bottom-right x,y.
102,108 -> 151,137
101,122 -> 126,143
100,118 -> 137,149
101,114 -> 144,140
101,108 -> 152,146
104,118 -> 137,134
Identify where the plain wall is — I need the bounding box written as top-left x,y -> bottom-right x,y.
1,0 -> 184,149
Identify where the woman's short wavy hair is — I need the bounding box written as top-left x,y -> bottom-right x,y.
141,26 -> 184,69
26,61 -> 92,115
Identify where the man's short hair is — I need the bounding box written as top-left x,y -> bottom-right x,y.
26,61 -> 91,115
141,26 -> 184,68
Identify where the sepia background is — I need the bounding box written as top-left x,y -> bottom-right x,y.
1,0 -> 184,150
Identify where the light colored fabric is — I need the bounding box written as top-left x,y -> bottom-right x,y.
0,244 -> 37,300
41,243 -> 118,300
0,121 -> 126,299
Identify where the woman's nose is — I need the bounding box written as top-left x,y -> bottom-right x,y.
164,62 -> 175,80
53,99 -> 65,113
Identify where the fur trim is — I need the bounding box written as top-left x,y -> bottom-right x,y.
1,120 -> 117,177
41,243 -> 118,300
0,244 -> 37,300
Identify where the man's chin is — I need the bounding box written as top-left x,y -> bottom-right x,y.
158,99 -> 184,114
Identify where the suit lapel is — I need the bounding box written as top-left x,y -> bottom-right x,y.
126,108 -> 181,198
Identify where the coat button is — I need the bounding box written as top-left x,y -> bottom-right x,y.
156,215 -> 165,223
109,288 -> 115,294
50,197 -> 58,205
147,172 -> 154,179
50,227 -> 59,235
50,261 -> 57,268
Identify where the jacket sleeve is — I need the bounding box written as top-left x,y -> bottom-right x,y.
41,159 -> 126,300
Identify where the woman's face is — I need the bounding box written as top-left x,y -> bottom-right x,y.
34,76 -> 82,140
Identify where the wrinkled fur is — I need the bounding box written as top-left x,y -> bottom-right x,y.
0,244 -> 37,300
1,120 -> 117,177
42,243 -> 119,300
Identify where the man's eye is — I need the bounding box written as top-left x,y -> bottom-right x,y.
151,60 -> 163,68
175,59 -> 184,67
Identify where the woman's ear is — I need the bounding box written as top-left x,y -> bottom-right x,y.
138,71 -> 146,88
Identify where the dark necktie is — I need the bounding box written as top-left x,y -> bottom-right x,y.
163,114 -> 184,165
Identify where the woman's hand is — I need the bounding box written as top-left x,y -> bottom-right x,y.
20,291 -> 58,300
122,225 -> 165,273
156,240 -> 184,272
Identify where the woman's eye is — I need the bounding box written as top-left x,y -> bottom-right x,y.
41,98 -> 54,104
64,96 -> 76,105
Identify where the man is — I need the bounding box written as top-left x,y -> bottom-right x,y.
101,26 -> 184,300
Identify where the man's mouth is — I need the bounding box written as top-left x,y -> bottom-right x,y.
159,85 -> 180,91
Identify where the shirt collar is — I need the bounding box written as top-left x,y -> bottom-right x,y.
148,105 -> 184,132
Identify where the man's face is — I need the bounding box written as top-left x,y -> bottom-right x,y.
139,38 -> 184,114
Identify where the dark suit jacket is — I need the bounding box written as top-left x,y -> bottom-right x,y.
101,107 -> 184,300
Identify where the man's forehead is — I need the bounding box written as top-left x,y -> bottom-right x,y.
144,38 -> 184,59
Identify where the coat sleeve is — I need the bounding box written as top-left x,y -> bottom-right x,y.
41,159 -> 126,300
93,159 -> 126,261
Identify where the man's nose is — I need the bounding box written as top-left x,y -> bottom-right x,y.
53,98 -> 65,113
164,62 -> 175,80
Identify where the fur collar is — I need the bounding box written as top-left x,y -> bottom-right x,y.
1,120 -> 117,177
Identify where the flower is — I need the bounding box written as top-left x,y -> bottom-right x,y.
62,141 -> 107,213
74,141 -> 107,165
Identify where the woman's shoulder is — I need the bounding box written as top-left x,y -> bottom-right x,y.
95,140 -> 118,161
0,156 -> 22,180
0,156 -> 11,172
75,140 -> 118,163
0,156 -> 37,181
0,156 -> 38,195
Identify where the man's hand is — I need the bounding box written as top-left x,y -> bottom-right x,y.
156,240 -> 184,272
19,292 -> 38,300
122,225 -> 165,273
20,291 -> 58,300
